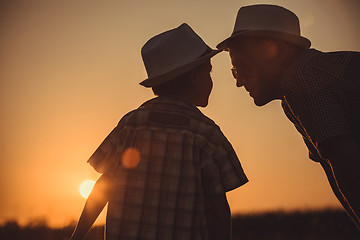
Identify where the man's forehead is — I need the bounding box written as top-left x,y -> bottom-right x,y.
229,52 -> 242,67
229,47 -> 244,59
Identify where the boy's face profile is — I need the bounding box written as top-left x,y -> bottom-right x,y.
192,60 -> 213,107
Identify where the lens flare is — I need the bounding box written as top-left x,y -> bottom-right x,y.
121,148 -> 141,169
79,179 -> 96,199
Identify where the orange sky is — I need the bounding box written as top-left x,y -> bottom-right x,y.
1,0 -> 360,227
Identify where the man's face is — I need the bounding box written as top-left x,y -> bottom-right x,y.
229,37 -> 283,106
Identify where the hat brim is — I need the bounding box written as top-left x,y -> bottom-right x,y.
217,30 -> 311,51
140,49 -> 220,88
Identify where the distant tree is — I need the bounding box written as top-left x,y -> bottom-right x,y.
1,209 -> 359,240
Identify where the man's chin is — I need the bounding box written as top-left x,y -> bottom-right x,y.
253,97 -> 270,107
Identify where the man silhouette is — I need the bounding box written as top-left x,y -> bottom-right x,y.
217,4 -> 360,229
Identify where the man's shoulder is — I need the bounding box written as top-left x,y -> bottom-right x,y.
283,49 -> 357,95
299,49 -> 360,73
289,49 -> 358,72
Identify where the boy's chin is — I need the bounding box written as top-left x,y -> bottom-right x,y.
197,100 -> 209,108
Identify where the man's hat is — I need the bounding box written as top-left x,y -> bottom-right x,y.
217,4 -> 311,50
140,23 -> 220,87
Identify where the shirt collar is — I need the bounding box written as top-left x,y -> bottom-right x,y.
280,48 -> 321,92
140,96 -> 202,114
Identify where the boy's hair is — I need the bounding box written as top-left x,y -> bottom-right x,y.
152,67 -> 197,96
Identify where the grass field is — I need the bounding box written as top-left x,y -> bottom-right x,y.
1,209 -> 359,240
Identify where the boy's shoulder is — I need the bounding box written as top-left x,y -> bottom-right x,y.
116,98 -> 221,135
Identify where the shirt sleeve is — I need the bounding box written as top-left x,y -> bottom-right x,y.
201,134 -> 248,195
282,100 -> 322,162
286,68 -> 352,150
87,126 -> 120,173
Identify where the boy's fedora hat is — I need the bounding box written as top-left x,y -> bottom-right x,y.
217,4 -> 311,50
140,23 -> 220,87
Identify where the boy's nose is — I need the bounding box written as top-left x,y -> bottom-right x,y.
236,78 -> 244,87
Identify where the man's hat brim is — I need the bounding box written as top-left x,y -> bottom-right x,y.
217,30 -> 311,51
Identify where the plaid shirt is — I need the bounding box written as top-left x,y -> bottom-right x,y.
88,96 -> 248,240
281,49 -> 360,161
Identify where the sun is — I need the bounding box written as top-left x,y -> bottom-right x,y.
79,179 -> 96,199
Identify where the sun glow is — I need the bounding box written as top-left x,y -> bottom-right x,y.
79,180 -> 96,199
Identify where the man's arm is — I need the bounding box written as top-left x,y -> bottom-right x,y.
70,174 -> 110,240
206,193 -> 232,240
319,135 -> 360,229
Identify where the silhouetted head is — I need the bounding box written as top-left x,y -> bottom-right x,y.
152,59 -> 213,107
217,4 -> 310,106
228,36 -> 303,106
140,23 -> 219,107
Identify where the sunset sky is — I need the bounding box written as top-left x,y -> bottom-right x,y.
1,0 -> 360,227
